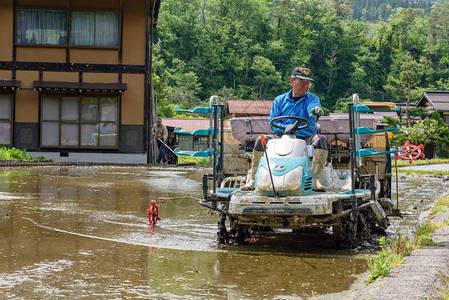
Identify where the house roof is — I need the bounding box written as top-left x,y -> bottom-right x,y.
151,0 -> 161,28
227,100 -> 273,115
416,91 -> 449,111
163,118 -> 230,131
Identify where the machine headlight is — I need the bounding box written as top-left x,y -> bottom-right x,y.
256,166 -> 272,190
284,165 -> 303,190
257,165 -> 303,191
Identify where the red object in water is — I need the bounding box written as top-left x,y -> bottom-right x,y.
146,201 -> 161,226
396,140 -> 425,164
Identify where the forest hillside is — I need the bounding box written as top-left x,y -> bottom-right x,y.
152,0 -> 449,116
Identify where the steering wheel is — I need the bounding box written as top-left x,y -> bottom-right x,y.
270,116 -> 310,134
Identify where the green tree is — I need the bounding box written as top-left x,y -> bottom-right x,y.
166,59 -> 202,109
384,53 -> 425,127
152,0 -> 446,117
409,111 -> 449,151
250,55 -> 282,100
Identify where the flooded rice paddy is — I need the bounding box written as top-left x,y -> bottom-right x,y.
0,166 -> 448,299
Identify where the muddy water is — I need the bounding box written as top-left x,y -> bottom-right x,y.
0,166 -> 445,299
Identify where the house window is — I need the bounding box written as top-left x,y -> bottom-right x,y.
0,94 -> 12,146
41,95 -> 119,148
70,11 -> 120,47
16,9 -> 67,45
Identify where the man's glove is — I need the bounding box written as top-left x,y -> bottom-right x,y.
155,134 -> 158,138
311,106 -> 324,117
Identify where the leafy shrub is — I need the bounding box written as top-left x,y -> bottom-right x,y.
0,147 -> 45,161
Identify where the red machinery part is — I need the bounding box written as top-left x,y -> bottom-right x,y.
146,200 -> 161,226
395,140 -> 425,164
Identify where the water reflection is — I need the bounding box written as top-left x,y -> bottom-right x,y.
0,166 -> 444,298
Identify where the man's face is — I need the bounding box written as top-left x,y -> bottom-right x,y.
291,77 -> 311,98
157,120 -> 162,126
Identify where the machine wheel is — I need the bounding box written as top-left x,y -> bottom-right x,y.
217,213 -> 229,244
334,212 -> 358,249
332,217 -> 343,247
217,214 -> 248,245
356,208 -> 388,244
334,208 -> 388,248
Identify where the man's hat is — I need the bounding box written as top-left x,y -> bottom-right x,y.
292,67 -> 314,81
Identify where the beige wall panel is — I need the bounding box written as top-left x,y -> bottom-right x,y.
15,71 -> 39,123
15,89 -> 39,122
83,73 -> 118,83
70,49 -> 118,64
0,0 -> 13,61
0,71 -> 13,80
121,74 -> 144,125
17,0 -> 66,8
17,47 -> 66,62
122,0 -> 146,65
16,70 -> 37,88
43,72 -> 78,82
70,0 -> 120,10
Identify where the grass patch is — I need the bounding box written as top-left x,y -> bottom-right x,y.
396,169 -> 449,176
366,194 -> 449,283
0,147 -> 47,162
394,158 -> 449,167
366,233 -> 414,283
366,223 -> 444,283
436,274 -> 449,300
177,155 -> 210,166
431,195 -> 449,216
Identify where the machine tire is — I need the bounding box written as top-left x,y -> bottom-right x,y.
334,212 -> 358,249
217,214 -> 247,245
217,213 -> 229,244
332,216 -> 343,247
356,208 -> 388,244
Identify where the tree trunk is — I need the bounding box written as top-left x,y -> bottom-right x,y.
406,80 -> 411,128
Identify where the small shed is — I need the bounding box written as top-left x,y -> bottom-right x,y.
416,91 -> 449,125
226,100 -> 273,118
163,118 -> 230,154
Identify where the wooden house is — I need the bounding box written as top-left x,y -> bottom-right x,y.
0,0 -> 160,163
416,91 -> 449,125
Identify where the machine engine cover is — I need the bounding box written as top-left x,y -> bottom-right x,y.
266,136 -> 307,158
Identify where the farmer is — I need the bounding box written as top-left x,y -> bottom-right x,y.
152,117 -> 168,164
241,67 -> 329,191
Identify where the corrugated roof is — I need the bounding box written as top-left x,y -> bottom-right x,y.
227,100 -> 273,115
163,118 -> 229,131
417,91 -> 449,111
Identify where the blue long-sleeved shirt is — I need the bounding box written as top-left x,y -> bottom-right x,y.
269,90 -> 321,138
